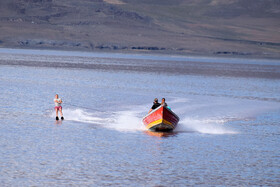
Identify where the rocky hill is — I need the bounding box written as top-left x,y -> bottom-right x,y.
0,0 -> 279,58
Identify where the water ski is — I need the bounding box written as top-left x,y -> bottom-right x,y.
56,117 -> 64,120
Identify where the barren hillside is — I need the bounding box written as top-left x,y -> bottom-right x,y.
0,0 -> 279,58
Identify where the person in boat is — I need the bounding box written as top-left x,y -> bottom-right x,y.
161,98 -> 171,110
161,98 -> 168,107
148,98 -> 161,113
54,94 -> 64,120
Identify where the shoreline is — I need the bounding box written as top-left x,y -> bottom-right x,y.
1,47 -> 280,63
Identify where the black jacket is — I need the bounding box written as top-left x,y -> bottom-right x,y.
151,102 -> 161,110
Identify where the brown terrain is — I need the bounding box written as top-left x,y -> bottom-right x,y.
0,0 -> 279,58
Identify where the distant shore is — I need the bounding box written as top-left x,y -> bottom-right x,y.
1,47 -> 280,62
1,45 -> 280,60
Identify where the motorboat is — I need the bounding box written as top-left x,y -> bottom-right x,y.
142,105 -> 179,132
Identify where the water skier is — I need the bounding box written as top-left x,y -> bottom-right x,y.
54,94 -> 64,120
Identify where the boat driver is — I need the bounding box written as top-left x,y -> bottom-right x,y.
148,98 -> 161,113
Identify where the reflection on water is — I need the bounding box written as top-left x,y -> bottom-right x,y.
144,131 -> 178,138
54,120 -> 63,126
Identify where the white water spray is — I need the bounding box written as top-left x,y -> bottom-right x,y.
49,97 -> 279,135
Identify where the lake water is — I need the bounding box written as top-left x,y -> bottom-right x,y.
0,48 -> 279,186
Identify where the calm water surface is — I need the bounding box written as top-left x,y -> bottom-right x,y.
0,49 -> 280,186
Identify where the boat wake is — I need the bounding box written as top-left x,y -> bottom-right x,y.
106,110 -> 146,132
171,96 -> 279,135
49,108 -> 110,125
49,107 -> 238,135
49,107 -> 145,132
177,118 -> 237,134
48,97 -> 279,135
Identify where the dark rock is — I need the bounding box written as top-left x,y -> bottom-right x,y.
18,40 -> 30,45
214,51 -> 251,56
96,45 -> 111,49
131,46 -> 166,51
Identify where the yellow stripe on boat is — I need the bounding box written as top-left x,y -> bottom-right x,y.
146,119 -> 163,129
146,119 -> 175,129
163,119 -> 173,126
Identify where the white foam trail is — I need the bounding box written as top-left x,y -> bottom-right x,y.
177,117 -> 238,134
50,108 -> 145,132
51,108 -> 108,125
106,110 -> 145,132
49,107 -> 238,134
48,98 -> 279,135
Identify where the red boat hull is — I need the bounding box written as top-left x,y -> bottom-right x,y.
142,106 -> 180,132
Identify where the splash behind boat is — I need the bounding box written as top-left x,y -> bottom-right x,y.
142,106 -> 180,132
